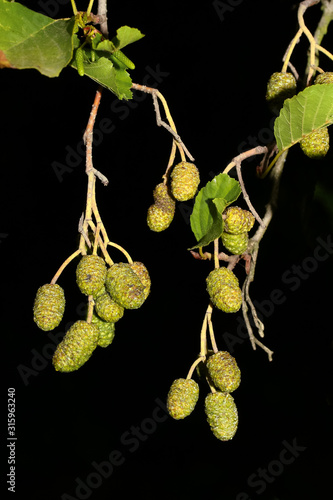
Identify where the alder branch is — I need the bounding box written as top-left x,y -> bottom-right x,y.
224,146 -> 268,228
131,83 -> 195,162
240,150 -> 289,361
97,0 -> 109,37
305,0 -> 333,76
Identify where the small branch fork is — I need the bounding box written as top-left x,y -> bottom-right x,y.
189,1 -> 333,361
190,144 -> 286,361
50,86 -> 132,285
282,0 -> 333,84
224,146 -> 268,228
131,83 -> 195,183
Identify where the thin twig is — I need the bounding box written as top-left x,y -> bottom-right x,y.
306,0 -> 333,76
107,241 -> 133,264
87,219 -> 113,266
92,167 -> 109,186
186,356 -> 206,380
213,238 -> 220,269
239,151 -> 288,360
242,247 -> 265,338
162,140 -> 178,182
86,294 -> 95,324
225,146 -> 268,228
199,306 -> 209,356
298,1 -> 319,84
78,212 -> 92,249
253,338 -> 274,362
282,27 -> 303,73
50,249 -> 82,284
235,160 -> 265,228
97,0 -> 109,37
131,82 -> 195,162
79,86 -> 113,265
206,305 -> 218,353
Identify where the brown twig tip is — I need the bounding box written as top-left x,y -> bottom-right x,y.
131,82 -> 195,162
190,250 -> 211,260
78,213 -> 92,249
92,167 -> 109,186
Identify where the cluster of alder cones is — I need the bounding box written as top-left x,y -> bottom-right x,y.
167,351 -> 241,441
147,160 -> 200,232
33,255 -> 150,372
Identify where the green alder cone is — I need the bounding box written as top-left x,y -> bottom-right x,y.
95,292 -> 124,322
153,183 -> 176,212
265,72 -> 297,112
33,283 -> 65,331
105,262 -> 146,309
147,183 -> 175,232
130,262 -> 151,299
300,127 -> 330,159
147,204 -> 175,232
206,267 -> 239,296
76,255 -> 107,296
210,283 -> 242,313
167,378 -> 199,420
205,392 -> 238,441
206,351 -> 241,393
52,320 -> 99,372
206,267 -> 242,313
314,72 -> 333,85
170,161 -> 200,201
92,284 -> 107,300
223,206 -> 255,234
221,231 -> 249,255
91,313 -> 116,348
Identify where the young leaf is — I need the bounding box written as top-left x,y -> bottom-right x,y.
189,197 -> 227,249
110,26 -> 145,50
0,0 -> 75,77
71,55 -> 133,100
93,39 -> 135,69
189,173 -> 241,249
274,83 -> 333,152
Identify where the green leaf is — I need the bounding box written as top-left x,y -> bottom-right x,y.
93,39 -> 135,69
94,39 -> 116,52
274,83 -> 333,152
190,198 -> 228,249
189,173 -> 241,249
71,55 -> 133,100
110,26 -> 145,50
71,25 -> 144,99
0,0 -> 75,77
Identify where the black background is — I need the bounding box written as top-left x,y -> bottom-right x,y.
2,1 -> 333,499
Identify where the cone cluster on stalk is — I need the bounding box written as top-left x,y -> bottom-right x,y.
33,253 -> 151,373
206,267 -> 243,313
221,206 -> 255,256
166,350 -> 241,441
147,161 -> 200,232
